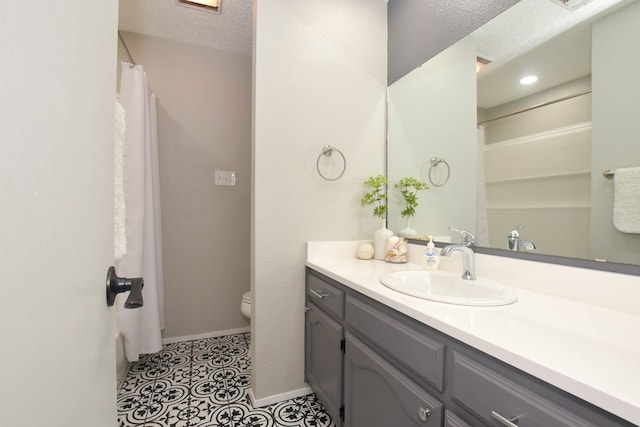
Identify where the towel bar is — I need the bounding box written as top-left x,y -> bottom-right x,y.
316,145 -> 346,181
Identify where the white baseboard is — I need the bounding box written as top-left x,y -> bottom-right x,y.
115,332 -> 129,390
248,385 -> 314,408
162,326 -> 250,345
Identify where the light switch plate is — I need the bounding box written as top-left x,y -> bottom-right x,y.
215,170 -> 236,186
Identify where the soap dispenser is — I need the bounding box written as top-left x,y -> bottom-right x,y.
422,237 -> 440,271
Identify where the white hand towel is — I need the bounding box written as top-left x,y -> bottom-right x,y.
613,167 -> 640,234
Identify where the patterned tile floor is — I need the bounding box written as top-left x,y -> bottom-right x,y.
117,332 -> 335,427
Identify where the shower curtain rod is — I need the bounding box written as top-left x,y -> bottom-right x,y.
118,31 -> 136,66
477,89 -> 592,126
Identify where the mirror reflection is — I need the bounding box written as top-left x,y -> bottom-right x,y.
387,0 -> 640,266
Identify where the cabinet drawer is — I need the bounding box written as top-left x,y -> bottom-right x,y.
345,295 -> 445,392
444,410 -> 471,427
451,351 -> 599,427
307,273 -> 345,319
344,333 -> 443,427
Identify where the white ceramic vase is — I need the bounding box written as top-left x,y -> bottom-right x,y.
398,218 -> 418,238
373,220 -> 394,260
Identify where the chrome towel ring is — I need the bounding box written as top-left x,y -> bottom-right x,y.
316,145 -> 346,181
428,157 -> 450,187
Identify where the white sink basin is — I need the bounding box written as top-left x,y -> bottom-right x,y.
379,270 -> 518,307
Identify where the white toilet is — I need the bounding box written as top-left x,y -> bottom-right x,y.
240,291 -> 251,320
240,291 -> 252,355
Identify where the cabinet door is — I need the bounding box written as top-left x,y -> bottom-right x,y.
346,295 -> 445,392
343,333 -> 443,427
305,303 -> 343,424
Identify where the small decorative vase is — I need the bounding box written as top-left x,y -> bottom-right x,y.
385,236 -> 408,263
373,220 -> 394,260
398,218 -> 418,239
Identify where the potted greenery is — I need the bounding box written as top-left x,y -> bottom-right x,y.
395,177 -> 429,238
360,175 -> 393,259
360,174 -> 388,219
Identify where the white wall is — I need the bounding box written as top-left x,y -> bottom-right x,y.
252,0 -> 387,402
117,32 -> 252,339
591,1 -> 640,264
387,36 -> 478,240
1,2 -> 119,425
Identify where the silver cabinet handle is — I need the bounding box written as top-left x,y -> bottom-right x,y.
491,411 -> 519,427
310,289 -> 330,299
418,406 -> 431,422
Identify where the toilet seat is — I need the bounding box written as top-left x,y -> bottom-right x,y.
242,291 -> 251,303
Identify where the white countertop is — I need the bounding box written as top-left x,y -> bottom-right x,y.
306,241 -> 640,425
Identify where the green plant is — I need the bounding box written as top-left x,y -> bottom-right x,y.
360,175 -> 388,219
395,177 -> 429,218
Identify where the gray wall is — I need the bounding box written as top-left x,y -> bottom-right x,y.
387,0 -> 519,84
117,32 -> 252,339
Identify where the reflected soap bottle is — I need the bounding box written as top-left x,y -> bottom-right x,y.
422,238 -> 440,271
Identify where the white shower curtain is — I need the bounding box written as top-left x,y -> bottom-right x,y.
475,126 -> 490,247
117,62 -> 165,362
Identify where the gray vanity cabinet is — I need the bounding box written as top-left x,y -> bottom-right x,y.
305,272 -> 345,424
345,295 -> 445,392
305,305 -> 342,423
343,333 -> 443,427
444,410 -> 472,427
304,268 -> 635,427
451,352 -> 601,427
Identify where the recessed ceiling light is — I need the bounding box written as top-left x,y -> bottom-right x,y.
520,75 -> 538,85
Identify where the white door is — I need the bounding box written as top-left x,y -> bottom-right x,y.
0,2 -> 119,426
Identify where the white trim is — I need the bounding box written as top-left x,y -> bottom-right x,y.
248,385 -> 314,408
487,205 -> 590,210
484,121 -> 591,150
485,169 -> 590,184
162,326 -> 250,345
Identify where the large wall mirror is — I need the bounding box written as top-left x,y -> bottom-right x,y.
387,0 -> 640,272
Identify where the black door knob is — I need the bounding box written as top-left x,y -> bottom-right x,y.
106,266 -> 144,308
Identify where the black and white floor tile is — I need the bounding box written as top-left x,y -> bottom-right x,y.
118,332 -> 335,427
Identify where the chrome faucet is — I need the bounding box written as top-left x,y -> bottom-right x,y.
442,227 -> 476,280
507,225 -> 536,252
440,245 -> 476,280
448,226 -> 475,247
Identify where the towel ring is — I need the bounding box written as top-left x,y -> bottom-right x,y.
428,157 -> 450,187
316,145 -> 346,181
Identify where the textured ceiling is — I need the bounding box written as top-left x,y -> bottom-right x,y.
118,0 -> 630,107
118,0 -> 253,55
473,0 -> 629,65
475,0 -> 632,108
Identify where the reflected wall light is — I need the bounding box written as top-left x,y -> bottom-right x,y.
177,0 -> 221,14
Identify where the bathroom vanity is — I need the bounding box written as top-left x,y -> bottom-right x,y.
304,242 -> 640,427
